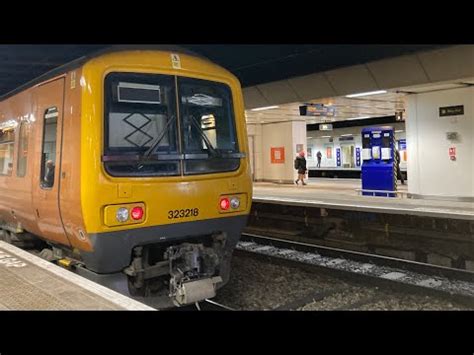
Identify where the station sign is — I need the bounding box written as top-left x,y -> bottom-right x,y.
319,123 -> 333,131
300,103 -> 336,117
439,105 -> 464,117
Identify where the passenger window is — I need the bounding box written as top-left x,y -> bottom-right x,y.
0,122 -> 16,176
40,107 -> 58,188
17,121 -> 30,177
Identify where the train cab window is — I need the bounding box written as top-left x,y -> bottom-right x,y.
17,121 -> 30,177
103,73 -> 179,177
178,77 -> 240,175
0,122 -> 16,176
40,107 -> 58,188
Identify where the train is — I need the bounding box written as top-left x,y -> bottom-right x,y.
0,46 -> 252,307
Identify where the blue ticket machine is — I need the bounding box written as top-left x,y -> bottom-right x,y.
361,126 -> 396,197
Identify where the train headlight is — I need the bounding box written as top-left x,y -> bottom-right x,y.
116,207 -> 129,222
131,206 -> 144,220
230,197 -> 240,209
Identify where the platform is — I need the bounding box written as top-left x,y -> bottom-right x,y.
0,241 -> 154,310
253,179 -> 474,220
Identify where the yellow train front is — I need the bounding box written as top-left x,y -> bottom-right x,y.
67,49 -> 252,306
0,47 -> 251,307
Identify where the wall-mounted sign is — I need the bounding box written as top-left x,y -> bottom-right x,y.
355,147 -> 361,167
326,146 -> 333,159
449,146 -> 456,161
299,104 -> 336,117
439,105 -> 464,117
398,139 -> 407,151
339,136 -> 354,142
271,147 -> 285,164
336,148 -> 341,167
319,123 -> 333,131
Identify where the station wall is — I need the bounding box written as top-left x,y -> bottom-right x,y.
406,86 -> 474,198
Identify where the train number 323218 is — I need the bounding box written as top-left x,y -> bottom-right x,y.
168,208 -> 199,219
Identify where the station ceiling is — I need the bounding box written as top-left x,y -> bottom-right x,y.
0,44 -> 448,99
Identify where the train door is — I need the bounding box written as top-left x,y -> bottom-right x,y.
31,78 -> 71,247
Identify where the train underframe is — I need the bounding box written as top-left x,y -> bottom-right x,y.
0,215 -> 247,308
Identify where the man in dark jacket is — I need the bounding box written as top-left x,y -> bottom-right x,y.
294,151 -> 307,186
395,149 -> 404,185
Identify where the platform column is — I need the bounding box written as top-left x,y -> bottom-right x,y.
405,86 -> 474,199
248,119 -> 306,183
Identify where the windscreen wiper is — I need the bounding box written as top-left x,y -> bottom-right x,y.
188,115 -> 221,157
142,114 -> 177,158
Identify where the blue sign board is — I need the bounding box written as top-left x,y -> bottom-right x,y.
336,148 -> 341,167
398,139 -> 406,151
355,147 -> 361,167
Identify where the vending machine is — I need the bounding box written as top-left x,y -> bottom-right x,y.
361,126 -> 397,197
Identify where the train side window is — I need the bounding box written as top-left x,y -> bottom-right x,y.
0,123 -> 15,176
40,107 -> 58,188
17,121 -> 30,177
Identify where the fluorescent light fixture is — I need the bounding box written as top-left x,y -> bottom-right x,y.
307,137 -> 313,139
395,130 -> 404,133
251,105 -> 279,111
345,90 -> 387,98
320,135 -> 332,138
340,134 -> 353,137
346,116 -> 370,121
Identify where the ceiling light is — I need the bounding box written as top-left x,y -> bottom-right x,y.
320,136 -> 332,138
345,90 -> 387,98
346,116 -> 370,120
341,134 -> 353,137
251,105 -> 280,111
395,130 -> 404,133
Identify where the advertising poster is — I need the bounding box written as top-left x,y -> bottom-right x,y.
271,147 -> 285,164
307,147 -> 312,158
326,146 -> 332,159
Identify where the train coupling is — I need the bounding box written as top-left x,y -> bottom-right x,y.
172,276 -> 222,306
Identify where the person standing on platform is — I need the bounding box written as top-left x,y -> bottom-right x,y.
294,151 -> 307,186
395,149 -> 405,185
316,151 -> 322,168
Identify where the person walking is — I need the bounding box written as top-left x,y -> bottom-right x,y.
395,149 -> 405,185
294,151 -> 307,185
316,151 -> 322,168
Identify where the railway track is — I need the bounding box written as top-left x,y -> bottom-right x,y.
236,232 -> 474,309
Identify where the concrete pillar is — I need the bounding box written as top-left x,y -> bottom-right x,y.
406,86 -> 474,199
248,120 -> 307,183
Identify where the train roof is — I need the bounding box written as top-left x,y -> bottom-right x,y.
0,45 -> 208,102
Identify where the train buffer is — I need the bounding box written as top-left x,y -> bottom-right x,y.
0,241 -> 154,310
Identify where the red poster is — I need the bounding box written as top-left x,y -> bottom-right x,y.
326,147 -> 332,159
271,147 -> 285,164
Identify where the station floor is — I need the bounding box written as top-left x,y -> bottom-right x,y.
0,241 -> 154,310
253,178 -> 474,220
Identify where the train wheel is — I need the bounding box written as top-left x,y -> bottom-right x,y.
127,277 -> 147,297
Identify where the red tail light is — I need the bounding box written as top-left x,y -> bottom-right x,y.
131,206 -> 144,220
219,197 -> 230,210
